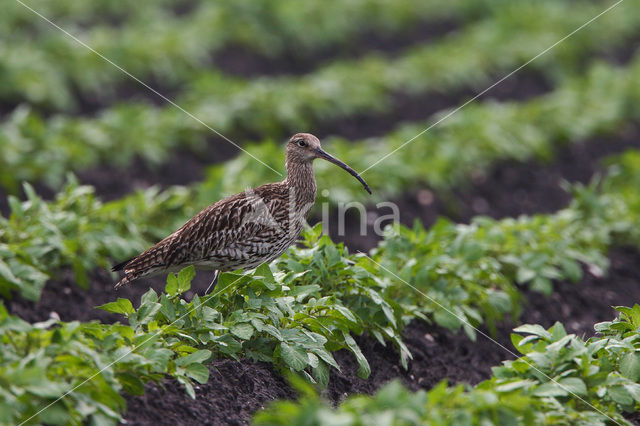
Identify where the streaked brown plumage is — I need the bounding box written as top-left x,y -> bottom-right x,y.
113,133 -> 371,289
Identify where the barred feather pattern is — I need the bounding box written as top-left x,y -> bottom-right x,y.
114,142 -> 318,288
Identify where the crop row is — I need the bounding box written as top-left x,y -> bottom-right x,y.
2,0 -> 185,35
2,0 -> 505,111
2,151 -> 640,424
255,307 -> 640,425
1,0 -> 182,47
2,52 -> 640,302
2,0 -> 639,190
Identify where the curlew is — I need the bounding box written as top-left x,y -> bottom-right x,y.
112,133 -> 371,290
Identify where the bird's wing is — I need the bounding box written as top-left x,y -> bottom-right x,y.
121,184 -> 288,276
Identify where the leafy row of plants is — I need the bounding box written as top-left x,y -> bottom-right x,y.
2,151 -> 640,424
1,0 -> 180,38
1,0 -> 507,111
255,306 -> 640,425
3,0 -> 639,190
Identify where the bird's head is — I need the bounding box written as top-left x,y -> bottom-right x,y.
286,133 -> 372,194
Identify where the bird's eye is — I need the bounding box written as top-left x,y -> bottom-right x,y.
296,139 -> 307,147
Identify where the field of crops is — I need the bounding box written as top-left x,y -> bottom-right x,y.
2,0 -> 640,424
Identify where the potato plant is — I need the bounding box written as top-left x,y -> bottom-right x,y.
255,306 -> 640,425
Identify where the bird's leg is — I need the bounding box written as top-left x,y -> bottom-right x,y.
204,270 -> 220,294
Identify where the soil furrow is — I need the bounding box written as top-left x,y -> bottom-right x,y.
210,20 -> 458,79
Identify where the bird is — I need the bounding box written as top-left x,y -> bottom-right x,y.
112,133 -> 371,290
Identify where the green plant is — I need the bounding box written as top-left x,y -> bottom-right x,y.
0,178 -> 193,300
254,307 -> 640,425
0,297 -> 211,425
0,255 -> 404,424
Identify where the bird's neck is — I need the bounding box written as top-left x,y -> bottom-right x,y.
284,160 -> 317,207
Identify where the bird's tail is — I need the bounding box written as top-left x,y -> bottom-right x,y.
114,275 -> 132,289
112,258 -> 133,272
112,239 -> 171,288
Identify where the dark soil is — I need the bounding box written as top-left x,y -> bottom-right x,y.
76,144 -> 238,202
315,70 -> 550,141
211,20 -> 459,78
124,358 -> 296,426
6,268 -> 215,324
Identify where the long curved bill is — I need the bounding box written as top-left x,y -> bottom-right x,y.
315,148 -> 372,194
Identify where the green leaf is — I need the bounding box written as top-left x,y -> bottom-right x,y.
434,309 -> 462,331
343,332 -> 370,379
513,324 -> 552,340
165,273 -> 178,296
160,293 -> 176,322
289,284 -> 321,299
72,258 -> 89,290
560,258 -> 582,282
549,322 -> 567,341
214,335 -> 242,357
176,350 -> 212,367
177,376 -> 196,399
624,383 -> 640,403
312,360 -> 330,388
280,342 -> 308,371
117,372 -> 145,396
558,377 -> 587,396
495,379 -> 535,393
230,323 -> 254,340
530,277 -> 552,295
487,290 -> 511,313
256,263 -> 275,288
516,267 -> 536,284
620,352 -> 640,381
24,381 -> 68,398
616,305 -> 640,327
533,381 -> 567,397
141,288 -> 159,305
334,306 -> 358,324
136,302 -> 162,326
608,385 -> 634,407
186,363 -> 210,384
0,259 -> 19,284
177,266 -> 195,292
97,298 -> 135,316
313,349 -> 340,371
